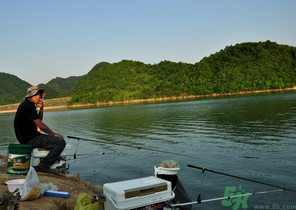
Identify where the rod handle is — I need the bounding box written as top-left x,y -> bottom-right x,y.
188,164 -> 205,170
67,136 -> 79,140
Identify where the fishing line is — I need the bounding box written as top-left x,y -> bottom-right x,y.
65,151 -> 117,161
172,164 -> 296,208
171,188 -> 284,207
188,164 -> 296,193
93,154 -> 118,185
67,136 -> 226,164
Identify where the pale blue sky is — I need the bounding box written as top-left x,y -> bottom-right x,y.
1,0 -> 296,85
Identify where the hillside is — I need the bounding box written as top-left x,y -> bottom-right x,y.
46,76 -> 84,94
37,84 -> 62,99
68,41 -> 296,105
0,74 -> 83,105
1,41 -> 296,106
38,76 -> 84,99
0,73 -> 31,105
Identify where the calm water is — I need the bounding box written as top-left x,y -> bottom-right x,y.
1,91 -> 296,209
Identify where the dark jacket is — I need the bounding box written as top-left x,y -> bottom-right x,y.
14,99 -> 41,144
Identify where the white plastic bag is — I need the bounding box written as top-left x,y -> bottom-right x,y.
19,166 -> 43,201
41,182 -> 59,191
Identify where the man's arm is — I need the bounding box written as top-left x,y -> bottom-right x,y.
33,119 -> 64,139
37,99 -> 44,120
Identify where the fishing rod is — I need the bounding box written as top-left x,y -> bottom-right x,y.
188,164 -> 296,193
170,164 -> 295,208
171,188 -> 284,207
67,136 -> 202,160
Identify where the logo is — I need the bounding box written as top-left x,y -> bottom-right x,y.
221,186 -> 250,210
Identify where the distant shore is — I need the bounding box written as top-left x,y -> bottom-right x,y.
69,86 -> 296,108
0,105 -> 69,114
0,97 -> 71,114
1,87 -> 296,114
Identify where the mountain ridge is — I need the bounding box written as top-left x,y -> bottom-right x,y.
68,41 -> 296,105
0,73 -> 83,105
1,41 -> 296,106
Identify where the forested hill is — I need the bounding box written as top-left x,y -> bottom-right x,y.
0,74 -> 83,105
0,73 -> 31,105
68,41 -> 296,105
46,76 -> 84,94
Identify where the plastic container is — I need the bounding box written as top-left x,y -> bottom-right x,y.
5,179 -> 26,192
154,166 -> 180,176
103,176 -> 175,210
7,144 -> 33,175
30,145 -> 72,169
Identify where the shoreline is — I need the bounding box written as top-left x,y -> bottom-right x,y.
0,155 -> 104,210
44,86 -> 296,108
1,86 -> 296,114
0,105 -> 69,114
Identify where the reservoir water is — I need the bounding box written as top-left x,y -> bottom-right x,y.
1,90 -> 296,209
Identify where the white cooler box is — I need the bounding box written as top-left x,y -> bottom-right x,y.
30,144 -> 72,170
103,176 -> 175,210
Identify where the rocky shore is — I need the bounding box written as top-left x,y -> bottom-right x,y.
0,155 -> 104,210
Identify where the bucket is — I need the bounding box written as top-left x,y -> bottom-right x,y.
7,144 -> 33,175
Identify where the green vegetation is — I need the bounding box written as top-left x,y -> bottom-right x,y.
46,76 -> 84,95
68,41 -> 296,105
38,84 -> 61,99
1,41 -> 296,106
0,73 -> 83,105
196,41 -> 296,93
39,76 -> 84,99
0,73 -> 31,105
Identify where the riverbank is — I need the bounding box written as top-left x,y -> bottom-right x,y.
0,97 -> 71,114
0,155 -> 104,210
1,87 -> 296,114
89,86 -> 296,106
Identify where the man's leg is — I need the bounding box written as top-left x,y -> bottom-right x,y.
28,134 -> 66,169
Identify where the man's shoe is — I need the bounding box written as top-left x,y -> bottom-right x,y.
35,166 -> 59,175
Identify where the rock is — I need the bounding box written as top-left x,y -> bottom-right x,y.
74,173 -> 81,182
0,191 -> 21,210
92,185 -> 103,194
64,174 -> 74,179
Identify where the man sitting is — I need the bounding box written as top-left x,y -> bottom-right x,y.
14,86 -> 66,174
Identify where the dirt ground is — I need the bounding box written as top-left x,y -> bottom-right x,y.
0,155 -> 104,210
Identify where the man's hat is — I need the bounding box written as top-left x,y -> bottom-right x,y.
25,86 -> 46,99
